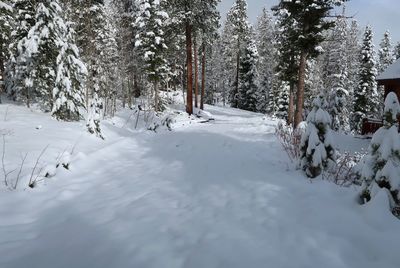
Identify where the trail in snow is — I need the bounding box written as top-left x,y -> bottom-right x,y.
0,105 -> 399,268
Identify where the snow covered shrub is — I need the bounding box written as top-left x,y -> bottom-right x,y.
275,122 -> 303,161
300,95 -> 336,178
360,92 -> 400,207
323,151 -> 365,187
87,89 -> 104,139
148,113 -> 175,132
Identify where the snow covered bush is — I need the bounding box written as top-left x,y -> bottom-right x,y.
275,122 -> 303,161
86,87 -> 104,139
324,151 -> 365,187
360,92 -> 400,208
299,95 -> 336,178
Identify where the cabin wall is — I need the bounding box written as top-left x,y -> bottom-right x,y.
380,79 -> 400,100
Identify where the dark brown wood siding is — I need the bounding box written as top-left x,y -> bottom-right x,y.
377,79 -> 400,100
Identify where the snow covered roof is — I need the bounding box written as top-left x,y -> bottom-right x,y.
377,58 -> 400,81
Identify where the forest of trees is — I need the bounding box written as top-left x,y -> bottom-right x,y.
0,0 -> 398,137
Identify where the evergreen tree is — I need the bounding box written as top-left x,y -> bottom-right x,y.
0,0 -> 13,96
360,92 -> 400,207
353,26 -> 379,132
168,0 -> 200,114
86,85 -> 103,139
275,82 -> 289,119
237,34 -> 259,112
305,59 -> 324,112
255,7 -> 276,113
5,0 -> 37,101
134,0 -> 170,112
393,42 -> 400,60
101,5 -> 120,117
273,0 -> 346,128
345,20 -> 361,123
219,17 -> 236,106
8,0 -> 86,120
273,2 -> 299,124
378,30 -> 395,75
323,14 -> 350,131
52,22 -> 87,121
266,79 -> 279,116
226,0 -> 249,108
300,95 -> 336,178
197,0 -> 220,110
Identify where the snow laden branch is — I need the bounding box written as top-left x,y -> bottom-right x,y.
300,95 -> 336,178
359,92 -> 400,214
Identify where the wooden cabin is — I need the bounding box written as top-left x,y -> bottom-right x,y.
377,58 -> 400,100
362,59 -> 400,135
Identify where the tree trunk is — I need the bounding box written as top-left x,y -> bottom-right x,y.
186,21 -> 193,115
294,51 -> 307,128
234,40 -> 240,108
0,54 -> 4,104
133,74 -> 140,98
181,71 -> 186,104
200,42 -> 206,110
287,82 -> 295,126
26,87 -> 30,108
122,81 -> 126,108
128,77 -> 133,108
154,80 -> 159,112
194,35 -> 199,108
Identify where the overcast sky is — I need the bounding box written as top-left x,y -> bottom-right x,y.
218,0 -> 400,45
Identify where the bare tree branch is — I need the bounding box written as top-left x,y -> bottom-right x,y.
28,145 -> 49,188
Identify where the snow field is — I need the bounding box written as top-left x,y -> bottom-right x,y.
0,104 -> 399,268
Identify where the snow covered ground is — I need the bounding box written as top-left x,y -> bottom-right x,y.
1,103 -> 399,268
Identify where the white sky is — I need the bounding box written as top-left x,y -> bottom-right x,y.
218,0 -> 400,46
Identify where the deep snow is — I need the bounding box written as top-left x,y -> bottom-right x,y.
0,103 -> 399,268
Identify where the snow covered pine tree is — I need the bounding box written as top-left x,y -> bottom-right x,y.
237,34 -> 259,112
134,0 -> 170,112
360,92 -> 400,210
0,0 -> 13,99
352,26 -> 379,132
226,0 -> 249,108
378,30 -> 395,75
6,0 -> 37,103
255,7 -> 276,114
8,0 -> 86,121
300,95 -> 336,178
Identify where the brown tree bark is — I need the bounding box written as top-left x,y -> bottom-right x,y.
186,22 -> 193,115
287,82 -> 295,126
234,40 -> 240,108
194,35 -> 199,108
200,42 -> 206,110
294,51 -> 307,128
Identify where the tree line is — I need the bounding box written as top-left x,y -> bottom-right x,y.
209,0 -> 399,133
1,0 -> 399,136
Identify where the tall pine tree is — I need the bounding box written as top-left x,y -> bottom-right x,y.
255,7 -> 276,114
226,0 -> 249,108
353,26 -> 379,132
378,30 -> 395,75
273,0 -> 346,128
237,32 -> 259,112
134,0 -> 170,112
0,0 -> 13,98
